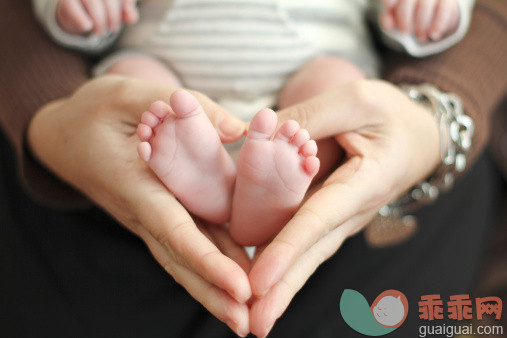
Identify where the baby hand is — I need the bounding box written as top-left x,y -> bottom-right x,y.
56,0 -> 139,36
380,0 -> 461,41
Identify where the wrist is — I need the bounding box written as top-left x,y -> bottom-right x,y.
387,83 -> 475,216
406,93 -> 442,182
352,80 -> 441,198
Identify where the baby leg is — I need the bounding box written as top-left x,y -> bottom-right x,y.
107,55 -> 182,86
279,56 -> 365,108
137,90 -> 236,224
279,56 -> 366,182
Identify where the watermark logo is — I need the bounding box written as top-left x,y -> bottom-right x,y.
340,289 -> 409,336
418,294 -> 503,337
418,294 -> 502,321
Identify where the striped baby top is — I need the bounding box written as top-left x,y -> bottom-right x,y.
34,0 -> 378,120
33,0 -> 474,121
107,0 -> 377,120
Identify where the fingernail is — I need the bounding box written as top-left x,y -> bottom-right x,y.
130,10 -> 140,24
382,0 -> 396,8
430,30 -> 441,40
226,319 -> 248,338
230,290 -> 247,304
219,118 -> 245,137
261,323 -> 274,338
258,287 -> 269,298
226,319 -> 239,334
83,21 -> 93,32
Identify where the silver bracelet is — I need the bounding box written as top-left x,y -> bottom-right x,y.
379,83 -> 475,223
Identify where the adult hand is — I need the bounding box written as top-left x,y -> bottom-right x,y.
248,80 -> 441,337
27,75 -> 251,336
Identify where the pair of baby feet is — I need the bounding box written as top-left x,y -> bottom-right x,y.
137,90 -> 319,246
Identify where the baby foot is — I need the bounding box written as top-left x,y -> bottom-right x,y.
137,90 -> 236,224
229,109 -> 320,246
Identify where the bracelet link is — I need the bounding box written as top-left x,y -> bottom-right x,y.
381,83 -> 475,218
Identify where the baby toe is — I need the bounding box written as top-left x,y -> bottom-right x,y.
141,111 -> 160,128
247,108 -> 278,140
291,129 -> 310,148
300,139 -> 318,157
274,120 -> 299,142
137,123 -> 153,141
170,89 -> 203,118
149,101 -> 172,119
137,141 -> 152,162
304,156 -> 320,177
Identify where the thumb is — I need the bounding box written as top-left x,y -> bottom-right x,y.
103,77 -> 246,142
122,0 -> 139,24
274,84 -> 359,140
275,81 -> 388,140
190,91 -> 246,143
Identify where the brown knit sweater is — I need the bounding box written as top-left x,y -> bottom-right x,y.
0,0 -> 90,207
0,0 -> 506,208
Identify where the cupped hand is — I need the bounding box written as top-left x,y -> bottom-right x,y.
248,80 -> 441,337
27,75 -> 251,336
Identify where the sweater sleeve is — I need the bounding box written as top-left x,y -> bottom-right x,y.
382,0 -> 507,172
32,0 -> 120,54
0,0 -> 91,208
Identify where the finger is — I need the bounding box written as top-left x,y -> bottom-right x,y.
250,221 -> 359,337
394,0 -> 417,33
429,0 -> 459,40
140,194 -> 251,303
122,0 -> 139,24
142,232 -> 250,337
104,0 -> 122,32
382,0 -> 398,10
380,0 -> 397,30
249,157 -> 368,297
82,0 -> 108,35
189,90 -> 246,142
57,0 -> 94,34
103,78 -> 245,142
379,11 -> 395,31
251,242 -> 268,267
132,186 -> 251,304
414,0 -> 438,41
205,225 -> 252,274
275,82 -> 386,141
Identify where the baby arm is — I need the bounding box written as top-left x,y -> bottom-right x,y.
381,0 -> 461,41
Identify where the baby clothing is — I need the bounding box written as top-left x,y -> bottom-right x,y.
34,0 -> 474,121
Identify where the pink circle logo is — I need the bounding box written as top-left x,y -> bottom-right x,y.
370,290 -> 409,328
